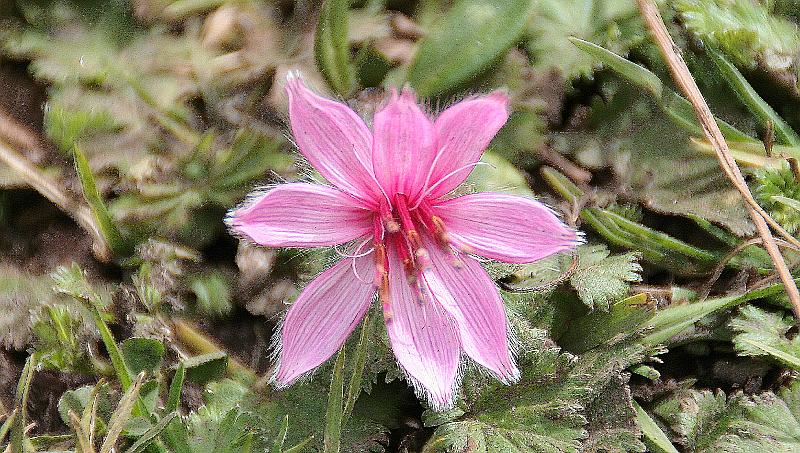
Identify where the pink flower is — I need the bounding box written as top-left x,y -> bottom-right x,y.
228,75 -> 579,410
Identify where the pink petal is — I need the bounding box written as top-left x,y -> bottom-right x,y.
423,236 -> 519,383
286,76 -> 382,207
425,92 -> 510,200
372,87 -> 437,202
274,254 -> 375,385
434,192 -> 579,263
385,245 -> 460,410
229,183 -> 372,247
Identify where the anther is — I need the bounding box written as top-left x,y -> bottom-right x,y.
373,215 -> 392,320
380,200 -> 400,233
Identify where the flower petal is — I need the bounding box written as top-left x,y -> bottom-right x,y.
424,236 -> 519,383
385,245 -> 460,410
286,76 -> 382,206
274,254 -> 375,385
435,192 -> 579,263
372,87 -> 437,202
425,92 -> 509,199
229,183 -> 372,247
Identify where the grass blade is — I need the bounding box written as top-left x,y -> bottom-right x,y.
123,411 -> 178,453
271,415 -> 289,453
570,37 -> 662,97
315,0 -> 353,96
323,348 -> 346,453
100,373 -> 144,453
73,145 -> 130,257
166,362 -> 186,413
708,48 -> 800,146
343,312 -> 373,422
633,401 -> 679,453
11,355 -> 34,453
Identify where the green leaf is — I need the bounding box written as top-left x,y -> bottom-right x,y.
541,167 -> 723,275
464,151 -> 533,196
569,245 -> 642,310
408,0 -> 535,97
582,373 -> 645,453
753,161 -> 800,235
315,0 -> 354,96
58,384 -> 113,429
559,293 -> 654,354
271,415 -> 289,453
633,401 -> 679,453
426,327 -> 589,452
569,37 -> 662,97
54,264 -> 135,391
675,0 -> 800,93
527,0 -> 643,80
324,349 -> 346,453
124,412 -> 178,453
189,272 -> 233,317
0,409 -> 16,447
182,351 -> 229,385
772,195 -> 800,213
101,374 -> 145,453
342,312 -> 373,422
167,362 -> 186,414
122,337 -> 165,375
707,48 -> 800,146
643,283 -> 787,346
730,305 -> 800,370
10,355 -> 35,453
649,383 -> 800,452
74,144 -> 130,257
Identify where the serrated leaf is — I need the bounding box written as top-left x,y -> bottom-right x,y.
527,0 -> 644,80
648,382 -> 800,452
675,0 -> 800,93
730,305 -> 800,370
427,325 -> 589,452
408,0 -> 535,97
569,245 -> 642,310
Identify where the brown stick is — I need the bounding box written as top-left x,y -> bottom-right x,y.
0,110 -> 45,158
636,0 -> 800,319
0,138 -> 112,261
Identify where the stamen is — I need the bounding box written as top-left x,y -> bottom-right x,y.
390,233 -> 427,304
415,201 -> 464,266
380,199 -> 399,233
373,215 -> 392,319
394,194 -> 431,269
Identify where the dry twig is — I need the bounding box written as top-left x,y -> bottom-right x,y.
0,137 -> 112,261
636,0 -> 800,318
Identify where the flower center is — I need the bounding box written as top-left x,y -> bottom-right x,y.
372,194 -> 463,320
